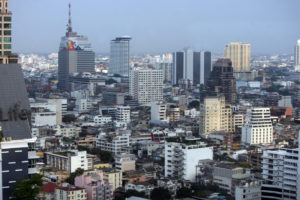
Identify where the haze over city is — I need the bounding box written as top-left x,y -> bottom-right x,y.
11,0 -> 300,55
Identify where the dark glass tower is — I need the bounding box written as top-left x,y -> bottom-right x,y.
206,58 -> 236,104
58,4 -> 95,90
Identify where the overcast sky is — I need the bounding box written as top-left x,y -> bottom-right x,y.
10,0 -> 300,55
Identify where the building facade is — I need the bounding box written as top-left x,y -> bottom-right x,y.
109,36 -> 131,77
172,49 -> 212,86
164,139 -> 213,182
199,96 -> 234,136
206,58 -> 236,104
224,42 -> 251,72
294,39 -> 300,72
241,107 -> 273,145
129,69 -> 163,106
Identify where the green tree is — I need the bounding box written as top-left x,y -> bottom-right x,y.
176,187 -> 191,198
150,187 -> 171,200
66,168 -> 84,185
188,100 -> 200,109
11,174 -> 43,200
62,114 -> 76,123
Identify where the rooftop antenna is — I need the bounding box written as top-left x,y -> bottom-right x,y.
67,3 -> 72,33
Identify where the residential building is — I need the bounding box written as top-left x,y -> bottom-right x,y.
101,169 -> 122,191
224,42 -> 251,72
278,96 -> 293,108
199,96 -> 234,136
54,124 -> 81,138
129,69 -> 163,106
212,164 -> 245,195
172,49 -> 212,86
233,113 -> 244,129
31,102 -> 57,127
164,138 -> 213,182
151,101 -> 168,122
55,186 -> 87,200
261,136 -> 300,200
115,153 -> 136,172
235,181 -> 261,200
241,107 -> 273,145
125,182 -> 154,196
206,58 -> 236,104
109,36 -> 131,77
75,172 -> 113,200
116,106 -> 130,123
94,115 -> 112,126
294,39 -> 300,72
58,4 -> 95,90
168,106 -> 181,122
96,132 -> 130,154
45,150 -> 88,173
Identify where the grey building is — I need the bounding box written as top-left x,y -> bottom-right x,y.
102,92 -> 125,105
58,4 -> 95,90
172,49 -> 212,86
109,36 -> 131,77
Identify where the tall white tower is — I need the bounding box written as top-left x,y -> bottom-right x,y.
294,40 -> 300,72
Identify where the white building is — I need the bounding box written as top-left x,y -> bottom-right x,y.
294,39 -> 300,72
96,132 -> 130,154
55,186 -> 87,200
76,98 -> 93,113
241,107 -> 273,145
94,115 -> 112,126
31,102 -> 57,127
164,138 -> 213,182
115,153 -> 136,172
151,102 -> 168,122
261,138 -> 300,200
109,36 -> 131,77
45,151 -> 88,173
129,69 -> 163,106
116,106 -> 131,123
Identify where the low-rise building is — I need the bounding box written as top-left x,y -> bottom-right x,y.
96,132 -> 130,154
55,185 -> 87,200
115,153 -> 136,172
235,181 -> 261,200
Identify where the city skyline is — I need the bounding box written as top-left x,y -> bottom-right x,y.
10,0 -> 300,55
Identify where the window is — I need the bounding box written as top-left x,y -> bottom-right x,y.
4,44 -> 10,49
4,17 -> 11,21
4,30 -> 10,35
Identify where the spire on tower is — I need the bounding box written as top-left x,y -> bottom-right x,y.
67,3 -> 72,33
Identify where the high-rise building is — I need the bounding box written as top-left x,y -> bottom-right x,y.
224,42 -> 250,72
261,132 -> 300,200
199,96 -> 234,136
294,39 -> 300,72
58,4 -> 95,90
206,58 -> 236,104
0,0 -> 17,64
0,1 -> 37,199
164,139 -> 213,182
129,69 -> 163,106
172,49 -> 211,86
109,36 -> 131,77
241,107 -> 273,145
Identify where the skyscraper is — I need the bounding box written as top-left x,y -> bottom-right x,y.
224,42 -> 250,72
58,4 -> 95,90
0,1 -> 36,199
206,58 -> 236,104
294,39 -> 300,72
109,36 -> 131,77
172,49 -> 211,86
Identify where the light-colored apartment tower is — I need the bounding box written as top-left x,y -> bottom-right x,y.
261,132 -> 300,200
241,107 -> 273,145
109,36 -> 131,77
129,69 -> 163,106
164,139 -> 213,182
294,39 -> 300,71
224,42 -> 250,72
151,102 -> 168,122
199,96 -> 234,136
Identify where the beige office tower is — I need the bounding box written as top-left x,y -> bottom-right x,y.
224,42 -> 250,72
0,0 -> 17,64
199,96 -> 234,136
